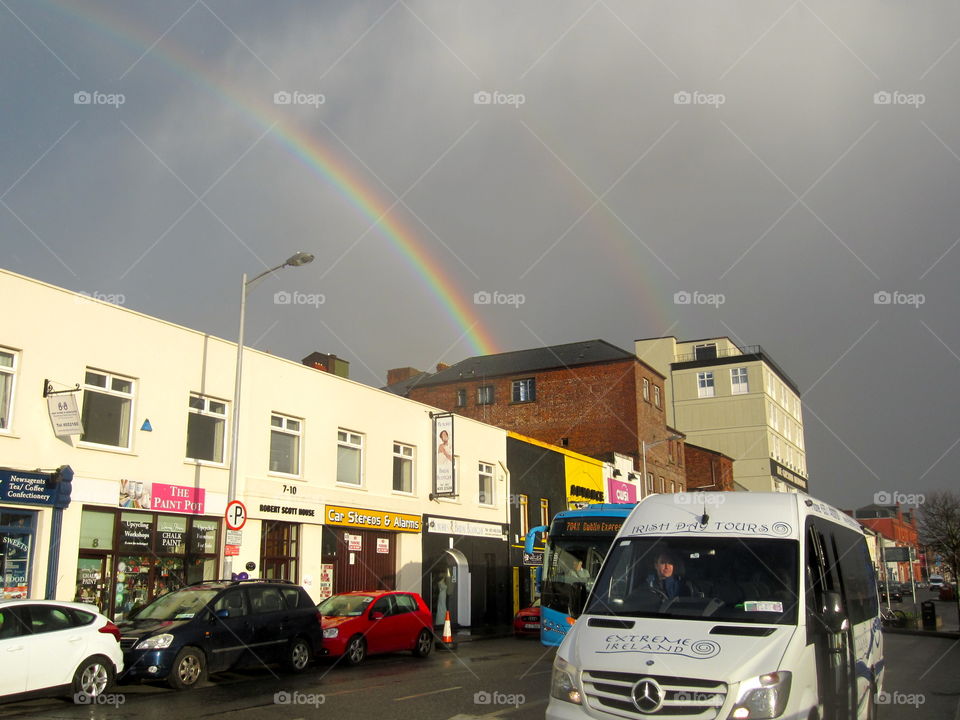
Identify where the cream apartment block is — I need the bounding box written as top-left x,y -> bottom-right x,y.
635,336 -> 808,493
0,269 -> 510,627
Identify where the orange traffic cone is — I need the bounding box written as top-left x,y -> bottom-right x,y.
436,610 -> 458,650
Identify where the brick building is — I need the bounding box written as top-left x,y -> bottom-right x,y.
387,340 -> 686,493
850,504 -> 921,582
684,443 -> 737,491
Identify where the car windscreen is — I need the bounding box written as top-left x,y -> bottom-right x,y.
133,588 -> 220,620
585,536 -> 800,625
318,594 -> 374,617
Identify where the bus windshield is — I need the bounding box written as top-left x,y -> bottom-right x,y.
542,536 -> 609,617
585,536 -> 800,625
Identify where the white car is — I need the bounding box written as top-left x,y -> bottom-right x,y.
0,599 -> 124,703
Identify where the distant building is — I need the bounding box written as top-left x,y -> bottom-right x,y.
389,339 -> 686,494
684,443 -> 736,492
635,336 -> 808,493
850,504 -> 921,582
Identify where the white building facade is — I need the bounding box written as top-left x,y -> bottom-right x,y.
0,269 -> 509,627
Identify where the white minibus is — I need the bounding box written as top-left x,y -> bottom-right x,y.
548,492 -> 884,720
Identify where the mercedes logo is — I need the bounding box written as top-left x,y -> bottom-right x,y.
631,678 -> 665,713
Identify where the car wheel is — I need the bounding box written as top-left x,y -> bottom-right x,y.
344,635 -> 366,666
413,629 -> 433,658
284,637 -> 312,673
168,647 -> 206,690
71,655 -> 114,699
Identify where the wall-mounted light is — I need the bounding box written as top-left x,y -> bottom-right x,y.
628,472 -> 638,481
612,468 -> 622,477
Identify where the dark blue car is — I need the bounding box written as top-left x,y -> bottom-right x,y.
117,579 -> 323,690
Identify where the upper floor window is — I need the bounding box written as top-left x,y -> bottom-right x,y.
645,472 -> 654,495
0,348 -> 17,431
512,378 -> 536,403
694,343 -> 717,360
337,430 -> 364,486
477,385 -> 494,406
455,388 -> 466,407
654,385 -> 662,408
518,493 -> 529,537
393,442 -> 414,494
731,367 -> 749,394
478,462 -> 495,505
186,394 -> 227,463
642,378 -> 650,402
270,413 -> 301,476
80,369 -> 134,449
697,371 -> 715,398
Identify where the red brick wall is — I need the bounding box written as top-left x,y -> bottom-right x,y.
684,445 -> 735,491
408,359 -> 686,490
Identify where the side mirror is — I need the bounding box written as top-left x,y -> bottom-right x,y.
370,611 -> 384,621
569,584 -> 589,619
820,591 -> 848,633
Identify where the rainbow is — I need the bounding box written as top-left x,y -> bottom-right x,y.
48,1 -> 499,356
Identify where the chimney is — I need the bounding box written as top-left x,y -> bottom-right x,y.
302,352 -> 349,379
386,367 -> 423,386
436,362 -> 450,372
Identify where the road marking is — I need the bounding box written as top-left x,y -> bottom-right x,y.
394,685 -> 463,701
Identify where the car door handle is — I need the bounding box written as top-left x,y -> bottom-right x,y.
6,645 -> 24,651
69,636 -> 83,643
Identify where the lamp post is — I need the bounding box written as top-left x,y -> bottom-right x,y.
224,251 -> 314,578
641,433 -> 683,497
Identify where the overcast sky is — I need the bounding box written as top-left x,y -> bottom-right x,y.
3,1 -> 959,510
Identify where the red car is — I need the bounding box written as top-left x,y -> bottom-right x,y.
514,599 -> 541,637
317,591 -> 434,665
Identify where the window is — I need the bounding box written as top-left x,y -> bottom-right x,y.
731,367 -> 749,394
184,394 -> 227,463
512,378 -> 536,403
642,378 -> 650,401
645,473 -> 654,495
654,385 -> 661,408
694,343 -> 717,360
697,371 -> 715,398
478,462 -> 494,505
393,442 -> 414,493
0,348 -> 16,431
518,494 -> 529,537
80,369 -> 134,448
270,413 -> 301,475
540,498 -> 550,526
659,476 -> 666,493
337,430 -> 363,485
249,586 -> 286,614
456,388 -> 466,407
477,385 -> 494,405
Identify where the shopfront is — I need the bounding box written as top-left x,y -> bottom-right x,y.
422,515 -> 511,629
76,505 -> 221,620
321,505 -> 421,594
1,469 -> 63,599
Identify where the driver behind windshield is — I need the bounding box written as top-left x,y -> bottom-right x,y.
645,550 -> 697,599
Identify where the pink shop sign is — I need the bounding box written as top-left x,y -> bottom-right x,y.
151,483 -> 206,514
606,477 -> 637,504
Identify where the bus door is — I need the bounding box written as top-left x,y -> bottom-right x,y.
806,522 -> 856,720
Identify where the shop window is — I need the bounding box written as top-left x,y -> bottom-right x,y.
0,347 -> 17,431
79,510 -> 115,550
186,393 -> 227,464
80,369 -> 134,449
393,442 -> 414,493
337,429 -> 363,486
1,510 -> 34,599
478,462 -> 495,505
270,413 -> 301,476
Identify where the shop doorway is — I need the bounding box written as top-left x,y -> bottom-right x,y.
432,549 -> 470,628
75,555 -> 111,612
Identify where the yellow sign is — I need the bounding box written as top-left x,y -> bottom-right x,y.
324,505 -> 422,533
565,456 -> 604,504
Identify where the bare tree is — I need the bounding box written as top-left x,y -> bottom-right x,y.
917,490 -> 960,626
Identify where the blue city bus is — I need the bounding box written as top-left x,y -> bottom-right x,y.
524,503 -> 635,646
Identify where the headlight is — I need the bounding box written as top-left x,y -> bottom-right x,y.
136,633 -> 174,650
322,628 -> 339,639
550,656 -> 583,705
728,671 -> 791,719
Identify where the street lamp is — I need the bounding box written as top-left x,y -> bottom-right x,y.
641,433 -> 683,496
225,251 -> 314,578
